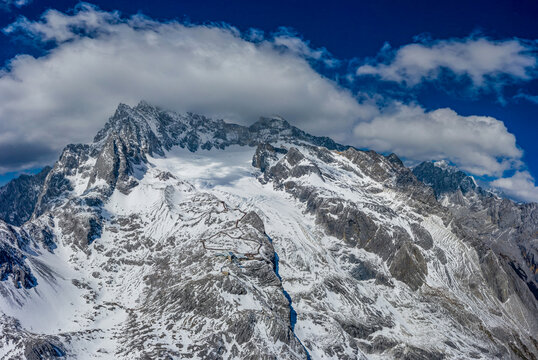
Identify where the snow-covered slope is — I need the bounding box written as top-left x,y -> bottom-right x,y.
0,102 -> 536,359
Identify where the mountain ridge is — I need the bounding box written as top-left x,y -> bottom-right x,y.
3,101 -> 535,229
0,101 -> 536,359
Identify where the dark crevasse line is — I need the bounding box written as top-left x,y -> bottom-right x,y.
274,252 -> 298,329
267,235 -> 311,360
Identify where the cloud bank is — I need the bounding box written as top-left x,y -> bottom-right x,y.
491,171 -> 538,203
356,37 -> 537,93
0,4 -> 536,202
0,4 -> 364,173
353,103 -> 522,176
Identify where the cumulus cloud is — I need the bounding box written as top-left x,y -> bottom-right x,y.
356,37 -> 537,93
353,102 -> 522,176
0,4 -> 363,173
491,171 -> 538,203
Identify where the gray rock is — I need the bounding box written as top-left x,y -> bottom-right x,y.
388,242 -> 427,291
0,166 -> 51,226
350,261 -> 377,281
412,161 -> 478,198
410,223 -> 434,250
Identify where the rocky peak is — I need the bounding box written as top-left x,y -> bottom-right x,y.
95,102 -> 352,157
412,160 -> 479,198
249,116 -> 348,151
385,153 -> 404,167
0,167 -> 52,226
133,99 -> 159,113
32,145 -> 90,218
93,103 -> 132,142
248,116 -> 291,132
93,103 -> 164,156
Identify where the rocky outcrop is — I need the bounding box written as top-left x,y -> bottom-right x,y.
257,146 -> 434,292
412,161 -> 480,198
24,339 -> 66,360
388,242 -> 428,291
0,315 -> 65,359
0,166 -> 51,226
252,143 -> 288,173
33,144 -> 89,218
0,222 -> 38,289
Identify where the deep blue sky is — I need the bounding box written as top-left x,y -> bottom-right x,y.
1,0 -> 537,188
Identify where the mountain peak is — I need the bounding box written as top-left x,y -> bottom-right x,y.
112,102 -> 133,118
250,116 -> 291,131
412,160 -> 478,198
92,102 -> 350,156
0,166 -> 52,226
134,100 -> 161,114
135,99 -> 154,108
433,159 -> 452,170
94,102 -> 158,143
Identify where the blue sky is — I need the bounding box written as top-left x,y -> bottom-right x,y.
0,0 -> 537,202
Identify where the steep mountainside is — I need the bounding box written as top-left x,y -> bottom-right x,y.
412,161 -> 480,198
413,161 -> 538,303
0,166 -> 51,226
0,101 -> 536,360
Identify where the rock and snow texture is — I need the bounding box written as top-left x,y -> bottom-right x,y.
0,166 -> 51,226
0,101 -> 536,359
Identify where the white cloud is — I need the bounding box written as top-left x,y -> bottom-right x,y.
0,4 -> 535,202
272,29 -> 339,67
0,4 -> 363,172
353,102 -> 522,176
356,37 -> 537,91
491,171 -> 538,203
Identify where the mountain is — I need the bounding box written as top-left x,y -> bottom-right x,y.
0,101 -> 536,360
413,160 -> 538,302
412,160 -> 480,198
0,166 -> 52,226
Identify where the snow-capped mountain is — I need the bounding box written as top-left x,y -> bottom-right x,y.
0,101 -> 536,359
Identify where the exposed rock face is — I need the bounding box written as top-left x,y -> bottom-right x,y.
0,240 -> 37,290
0,166 -> 51,226
388,242 -> 427,291
0,101 -> 536,359
413,160 -> 538,305
0,315 -> 65,359
252,143 -> 288,173
0,221 -> 42,290
252,143 -> 537,358
410,222 -> 434,250
256,145 -> 435,294
33,144 -> 89,217
413,160 -> 479,198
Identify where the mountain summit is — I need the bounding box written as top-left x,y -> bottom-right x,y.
0,102 -> 536,359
